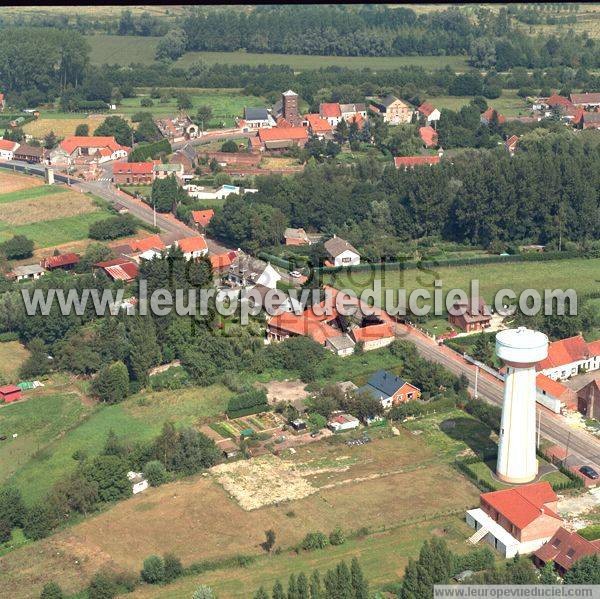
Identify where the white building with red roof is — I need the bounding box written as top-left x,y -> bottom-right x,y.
50,136 -> 130,166
536,334 -> 600,381
466,482 -> 562,558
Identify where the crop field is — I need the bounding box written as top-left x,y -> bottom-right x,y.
0,427 -> 479,597
23,115 -> 105,139
327,257 -> 600,308
85,34 -> 471,71
4,383 -> 232,504
0,341 -> 30,385
0,174 -> 113,249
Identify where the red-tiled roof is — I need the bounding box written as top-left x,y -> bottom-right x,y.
319,103 -> 342,118
351,323 -> 395,343
418,102 -> 436,117
177,236 -> 207,254
535,527 -> 600,572
0,139 -> 18,151
210,250 -> 237,271
482,107 -> 506,124
537,335 -> 591,371
259,126 -> 308,143
304,114 -> 333,134
113,161 -> 155,175
191,209 -> 215,228
394,155 -> 440,168
41,253 -> 80,269
60,136 -> 130,155
419,126 -> 438,147
547,94 -> 573,109
481,482 -> 559,530
129,235 -> 166,253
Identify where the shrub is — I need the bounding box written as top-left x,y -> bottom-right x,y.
141,555 -> 165,584
301,531 -> 329,551
144,460 -> 167,487
329,527 -> 345,546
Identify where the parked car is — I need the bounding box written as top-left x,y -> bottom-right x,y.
579,465 -> 599,479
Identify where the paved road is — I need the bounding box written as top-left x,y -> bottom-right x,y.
395,323 -> 600,473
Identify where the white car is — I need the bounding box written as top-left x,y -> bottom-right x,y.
289,271 -> 301,278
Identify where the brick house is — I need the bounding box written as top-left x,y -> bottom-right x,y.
448,298 -> 492,333
534,527 -> 600,576
112,161 -> 156,185
466,482 -> 562,558
577,378 -> 600,420
357,369 -> 420,408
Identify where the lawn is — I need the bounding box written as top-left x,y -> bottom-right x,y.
0,340 -> 30,384
327,257 -> 600,309
5,383 -> 232,504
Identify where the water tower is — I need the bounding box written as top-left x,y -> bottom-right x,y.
495,327 -> 548,484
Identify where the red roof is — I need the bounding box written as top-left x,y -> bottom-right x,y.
41,253 -> 80,269
547,94 -> 573,109
319,103 -> 342,118
0,384 -> 21,395
177,236 -> 208,254
481,108 -> 506,124
351,323 -> 395,343
210,250 -> 237,271
419,126 -> 438,148
191,209 -> 215,228
418,102 -> 436,117
0,139 -> 18,151
304,114 -> 333,134
59,136 -> 130,155
537,335 -> 592,371
113,161 -> 155,175
535,527 -> 600,572
129,235 -> 166,253
394,155 -> 440,168
259,126 -> 308,143
481,482 -> 559,530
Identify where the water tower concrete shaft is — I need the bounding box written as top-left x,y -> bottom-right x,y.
495,327 -> 549,484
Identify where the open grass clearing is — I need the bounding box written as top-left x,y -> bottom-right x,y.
0,191 -> 99,227
0,171 -> 44,194
0,340 -> 30,384
0,429 -> 479,597
327,257 -> 600,308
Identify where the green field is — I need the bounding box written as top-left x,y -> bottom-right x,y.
86,34 -> 471,72
328,257 -> 600,308
4,383 -> 232,503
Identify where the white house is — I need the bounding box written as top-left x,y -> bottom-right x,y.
0,139 -> 19,161
127,471 -> 149,495
324,235 -> 360,267
327,412 -> 360,432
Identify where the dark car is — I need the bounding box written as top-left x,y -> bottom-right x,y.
579,465 -> 599,480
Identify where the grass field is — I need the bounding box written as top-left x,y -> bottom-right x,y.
0,341 -> 29,385
0,173 -> 112,249
327,257 -> 600,308
0,427 -> 479,597
4,383 -> 232,504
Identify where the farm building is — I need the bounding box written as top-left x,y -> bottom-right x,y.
0,385 -> 22,403
466,482 -> 562,558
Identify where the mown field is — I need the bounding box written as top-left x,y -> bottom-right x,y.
328,257 -> 600,309
85,34 -> 471,71
0,172 -> 112,249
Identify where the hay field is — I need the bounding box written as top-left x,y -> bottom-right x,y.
0,191 -> 99,226
0,171 -> 43,194
23,115 -> 105,139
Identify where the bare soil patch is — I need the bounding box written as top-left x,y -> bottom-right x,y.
0,191 -> 99,226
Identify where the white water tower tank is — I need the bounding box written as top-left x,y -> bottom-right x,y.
495,327 -> 548,484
